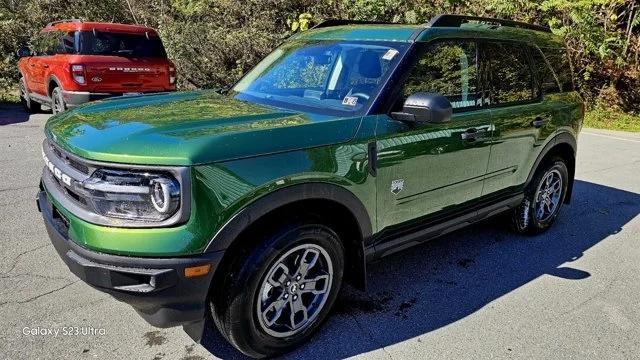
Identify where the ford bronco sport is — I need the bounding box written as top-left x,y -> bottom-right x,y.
17,19 -> 176,114
37,15 -> 583,358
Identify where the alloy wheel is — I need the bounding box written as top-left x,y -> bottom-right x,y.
534,169 -> 563,222
256,243 -> 333,338
52,89 -> 63,114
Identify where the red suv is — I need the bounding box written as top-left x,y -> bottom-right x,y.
17,20 -> 176,114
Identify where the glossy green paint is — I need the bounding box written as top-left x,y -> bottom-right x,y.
293,25 -> 420,42
374,110 -> 493,229
415,26 -> 565,48
483,92 -> 581,195
41,23 -> 583,258
193,116 -> 379,248
45,90 -> 359,166
45,114 -> 378,256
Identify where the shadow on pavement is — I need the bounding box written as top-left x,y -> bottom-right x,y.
200,180 -> 640,359
0,103 -> 30,125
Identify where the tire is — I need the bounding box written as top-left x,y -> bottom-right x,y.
51,86 -> 66,114
511,157 -> 569,234
210,220 -> 345,358
19,77 -> 41,113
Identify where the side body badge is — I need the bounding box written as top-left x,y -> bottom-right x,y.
391,179 -> 404,195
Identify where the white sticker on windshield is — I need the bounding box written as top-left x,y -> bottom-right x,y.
342,96 -> 358,106
382,49 -> 399,60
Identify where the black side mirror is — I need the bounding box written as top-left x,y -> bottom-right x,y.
391,92 -> 453,124
16,47 -> 32,58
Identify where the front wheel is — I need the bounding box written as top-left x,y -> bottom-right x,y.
51,86 -> 66,114
511,157 -> 569,234
210,221 -> 344,358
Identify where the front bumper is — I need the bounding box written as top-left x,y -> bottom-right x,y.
36,190 -> 224,340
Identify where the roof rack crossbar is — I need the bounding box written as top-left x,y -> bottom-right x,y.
427,14 -> 550,33
46,19 -> 83,27
311,19 -> 399,30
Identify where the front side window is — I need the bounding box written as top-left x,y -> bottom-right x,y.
232,40 -> 408,116
403,41 -> 478,110
486,42 -> 535,105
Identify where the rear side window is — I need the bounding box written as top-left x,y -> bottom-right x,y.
32,30 -> 75,55
540,47 -> 574,92
485,42 -> 535,105
403,41 -> 478,110
78,31 -> 167,58
531,46 -> 561,94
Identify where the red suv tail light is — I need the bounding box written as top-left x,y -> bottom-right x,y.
71,64 -> 86,85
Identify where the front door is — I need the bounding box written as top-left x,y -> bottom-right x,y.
376,40 -> 493,230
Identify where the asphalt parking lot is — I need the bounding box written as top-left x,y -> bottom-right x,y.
0,103 -> 639,360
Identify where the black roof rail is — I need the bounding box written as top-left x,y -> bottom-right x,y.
311,19 -> 399,30
427,14 -> 551,33
46,19 -> 83,27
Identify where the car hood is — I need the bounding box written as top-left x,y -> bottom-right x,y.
45,91 -> 361,165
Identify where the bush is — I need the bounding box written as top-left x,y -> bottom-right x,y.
0,0 -> 638,114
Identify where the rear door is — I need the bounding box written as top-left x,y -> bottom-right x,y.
482,41 -> 555,196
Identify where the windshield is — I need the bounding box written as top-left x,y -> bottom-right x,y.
78,31 -> 167,58
232,40 -> 409,116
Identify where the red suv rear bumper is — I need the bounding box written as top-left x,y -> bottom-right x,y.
63,90 -> 168,108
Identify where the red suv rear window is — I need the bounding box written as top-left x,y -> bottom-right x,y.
78,31 -> 167,58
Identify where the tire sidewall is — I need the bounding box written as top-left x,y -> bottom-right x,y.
222,223 -> 344,357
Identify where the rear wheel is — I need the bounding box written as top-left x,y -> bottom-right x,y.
210,221 -> 344,358
511,157 -> 569,234
19,77 -> 40,113
51,86 -> 66,114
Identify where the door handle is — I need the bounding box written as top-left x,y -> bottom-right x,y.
460,127 -> 489,141
532,116 -> 549,128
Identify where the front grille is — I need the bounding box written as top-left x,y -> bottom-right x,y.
44,139 -> 93,211
68,158 -> 90,174
48,141 -> 91,175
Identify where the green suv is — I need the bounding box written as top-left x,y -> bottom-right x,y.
37,14 -> 583,358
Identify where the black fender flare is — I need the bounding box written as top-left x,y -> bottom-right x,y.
204,182 -> 373,253
46,75 -> 63,96
525,131 -> 577,202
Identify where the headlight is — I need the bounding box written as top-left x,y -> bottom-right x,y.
81,169 -> 181,222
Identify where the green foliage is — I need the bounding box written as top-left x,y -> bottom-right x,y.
0,0 -> 639,118
585,107 -> 640,132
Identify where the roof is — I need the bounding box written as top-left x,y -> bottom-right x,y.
293,24 -> 423,42
43,21 -> 158,35
292,15 -> 564,48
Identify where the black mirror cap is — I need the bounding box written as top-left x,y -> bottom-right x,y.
403,92 -> 453,123
16,47 -> 32,58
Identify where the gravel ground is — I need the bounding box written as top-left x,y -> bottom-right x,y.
1,103 -> 639,359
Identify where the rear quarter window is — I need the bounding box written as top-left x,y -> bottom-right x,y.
539,47 -> 574,92
531,46 -> 561,95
